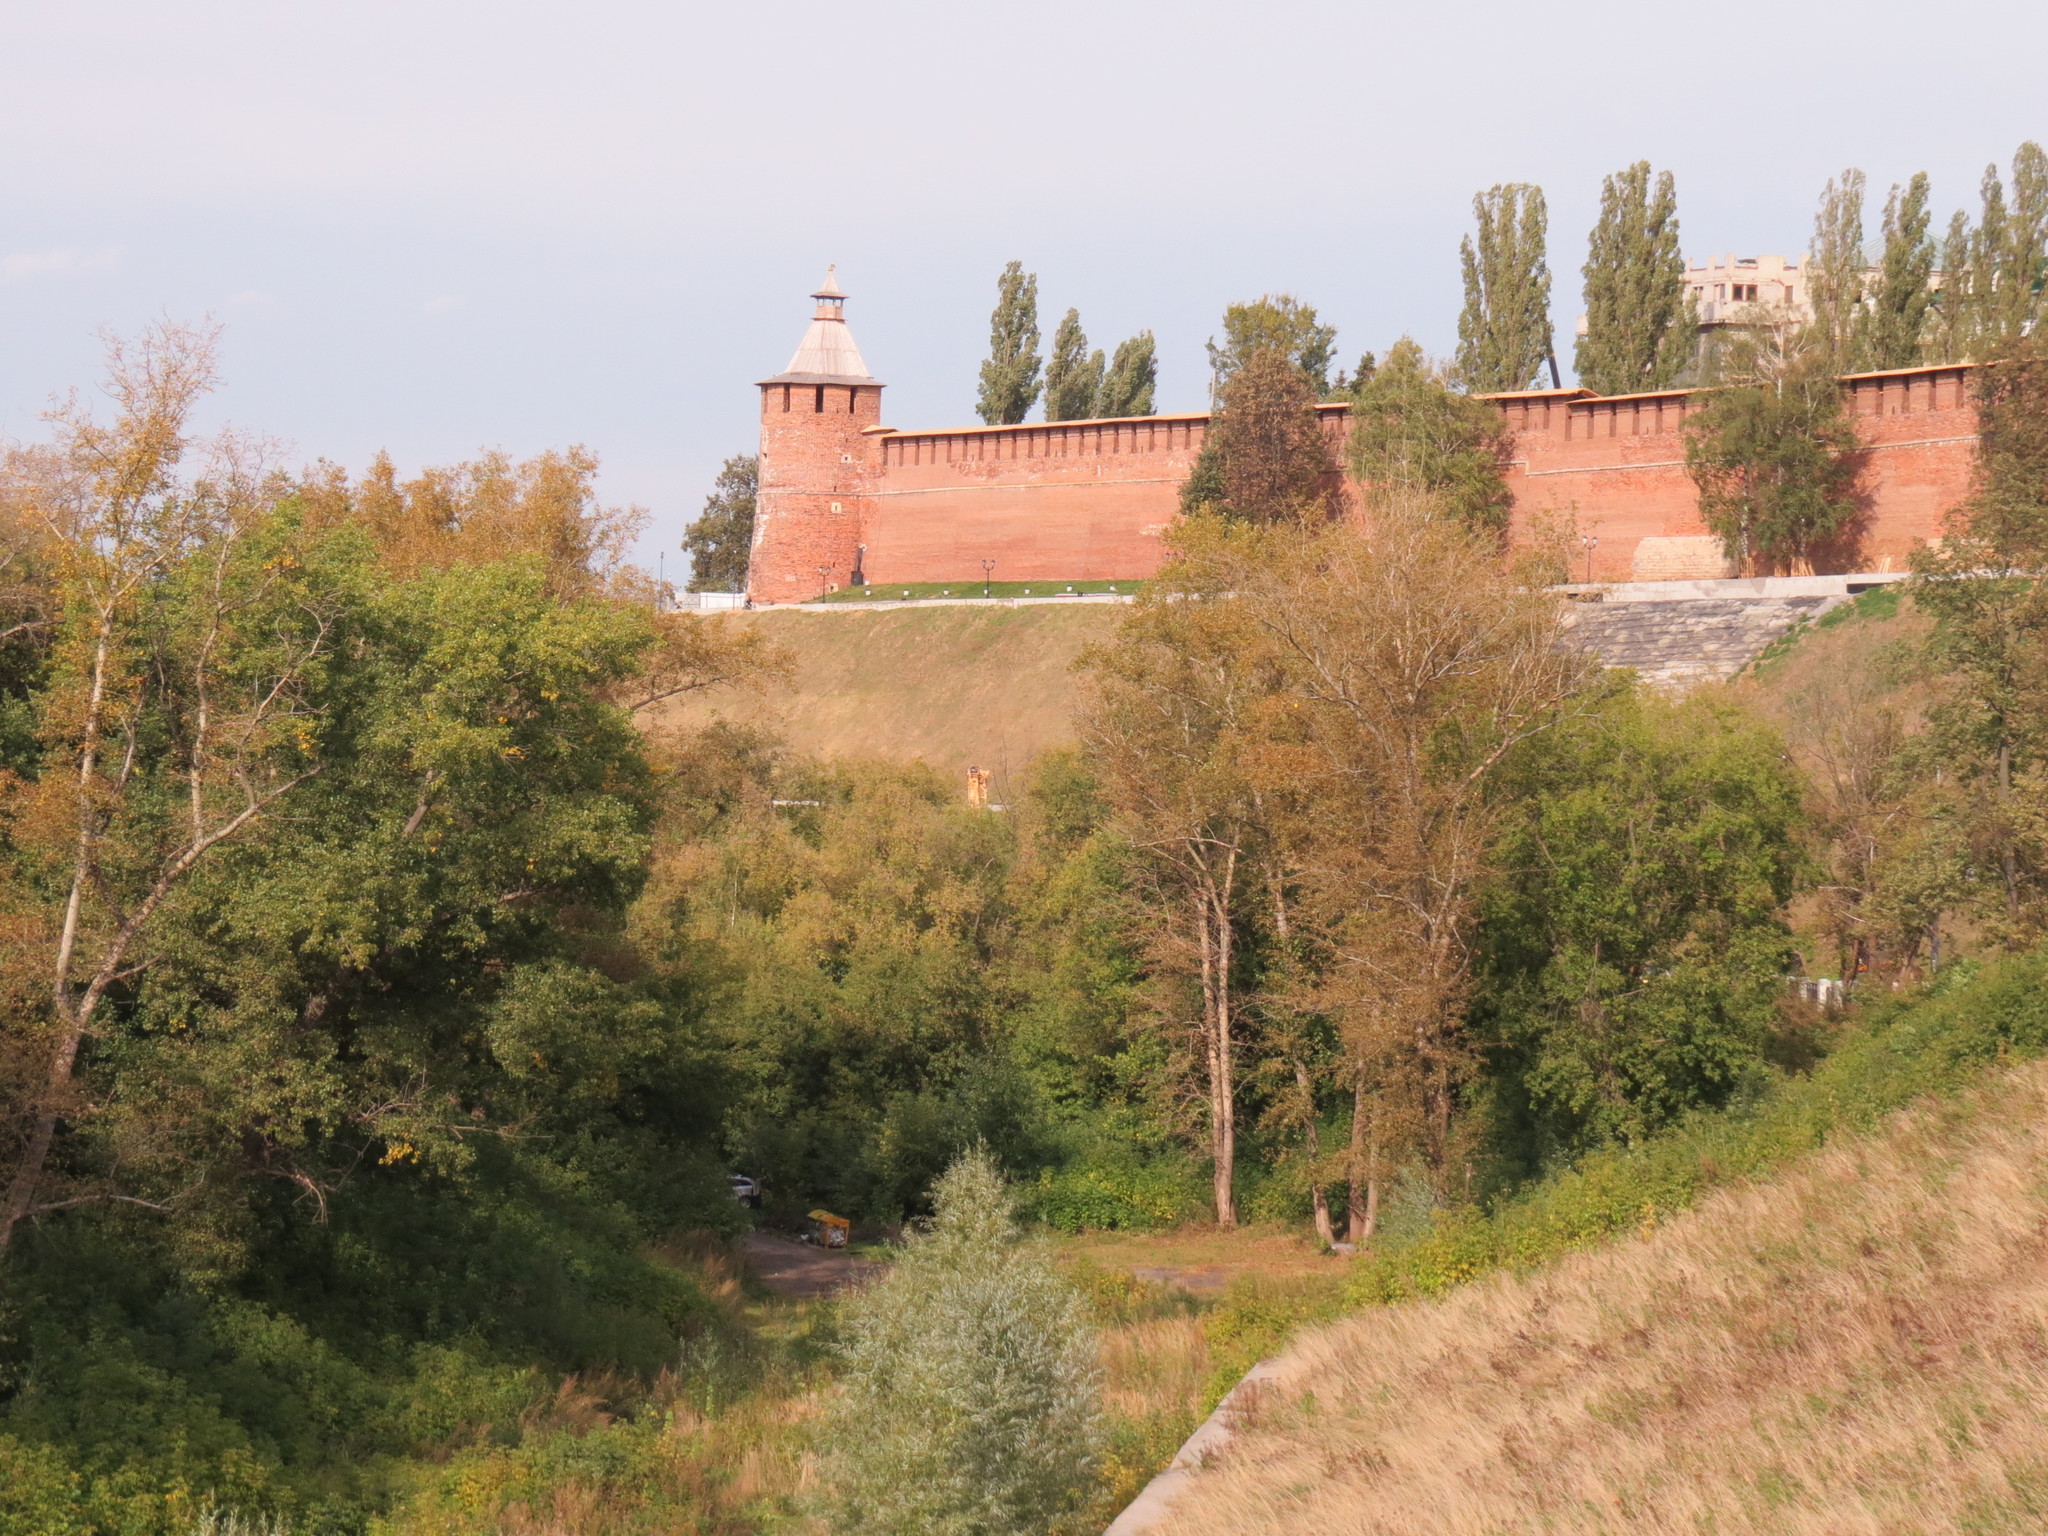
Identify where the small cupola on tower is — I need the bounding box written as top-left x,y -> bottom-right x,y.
761,266 -> 879,386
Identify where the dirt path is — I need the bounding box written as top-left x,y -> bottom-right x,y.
742,1232 -> 884,1299
1127,1264 -> 1236,1295
1059,1225 -> 1344,1296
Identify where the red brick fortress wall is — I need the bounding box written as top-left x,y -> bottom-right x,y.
1840,366 -> 1980,571
859,412 -> 1227,586
745,365 -> 1982,600
1498,364 -> 1978,581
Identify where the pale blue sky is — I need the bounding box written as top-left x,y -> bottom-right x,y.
3,0 -> 2041,571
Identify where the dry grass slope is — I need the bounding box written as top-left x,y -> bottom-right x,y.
1161,1058 -> 2048,1536
659,604 -> 1122,785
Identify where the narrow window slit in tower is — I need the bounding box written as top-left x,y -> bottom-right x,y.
814,385 -> 825,413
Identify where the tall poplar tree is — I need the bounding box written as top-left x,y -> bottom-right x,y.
1976,143 -> 2048,355
1934,144 -> 2048,362
1931,206 -> 1977,363
1858,172 -> 1937,369
1806,168 -> 1868,375
1097,332 -> 1158,416
1454,183 -> 1555,392
1044,308 -> 1106,421
1576,162 -> 1695,395
976,260 -> 1041,425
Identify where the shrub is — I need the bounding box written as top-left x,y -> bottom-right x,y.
820,1149 -> 1101,1536
0,1437 -> 90,1536
1021,1159 -> 1198,1232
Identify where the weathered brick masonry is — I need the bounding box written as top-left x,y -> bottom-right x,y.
745,278 -> 1982,602
1494,365 -> 1979,581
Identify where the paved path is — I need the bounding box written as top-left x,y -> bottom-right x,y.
742,1232 -> 884,1299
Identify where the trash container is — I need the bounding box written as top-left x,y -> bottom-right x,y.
807,1209 -> 851,1249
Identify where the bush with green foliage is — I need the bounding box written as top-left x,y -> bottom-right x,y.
819,1150 -> 1100,1536
1474,678 -> 1808,1165
1022,1158 -> 1200,1233
1352,949 -> 2048,1306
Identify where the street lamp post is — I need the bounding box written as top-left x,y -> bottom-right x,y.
1581,535 -> 1599,585
981,559 -> 996,597
816,563 -> 834,600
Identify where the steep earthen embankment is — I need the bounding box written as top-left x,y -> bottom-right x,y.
659,602 -> 1124,785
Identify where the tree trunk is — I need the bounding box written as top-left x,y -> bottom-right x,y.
0,622 -> 116,1262
1198,889 -> 1237,1229
1294,1056 -> 1334,1246
1346,1072 -> 1380,1244
2000,736 -> 2020,929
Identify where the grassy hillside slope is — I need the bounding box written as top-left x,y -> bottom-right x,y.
1162,1050 -> 2048,1535
661,603 -> 1123,783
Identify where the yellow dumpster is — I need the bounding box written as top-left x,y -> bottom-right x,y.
807,1209 -> 852,1249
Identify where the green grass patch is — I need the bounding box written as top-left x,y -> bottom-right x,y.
1748,581 -> 1906,673
814,580 -> 1141,604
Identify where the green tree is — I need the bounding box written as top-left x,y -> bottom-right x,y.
1347,337 -> 1513,532
1044,308 -> 1105,422
1932,206 -> 1977,363
1576,161 -> 1696,395
0,324 -> 344,1260
976,261 -> 1042,425
1933,144 -> 2048,361
1207,295 -> 1337,398
1083,535 -> 1275,1226
1227,502 -> 1590,1197
1806,168 -> 1868,375
1475,681 -> 1805,1162
1096,331 -> 1158,417
1858,172 -> 1937,369
821,1149 -> 1099,1536
1909,339 -> 2048,941
681,453 -> 756,593
1684,353 -> 1865,575
645,752 -> 1033,1216
1181,348 -> 1339,524
1455,183 -> 1555,392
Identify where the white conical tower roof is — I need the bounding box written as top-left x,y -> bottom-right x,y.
759,266 -> 878,384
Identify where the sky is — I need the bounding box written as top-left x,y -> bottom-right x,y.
3,0 -> 2043,572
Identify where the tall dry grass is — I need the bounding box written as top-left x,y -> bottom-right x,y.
1158,1056 -> 2048,1536
377,1242 -> 1221,1536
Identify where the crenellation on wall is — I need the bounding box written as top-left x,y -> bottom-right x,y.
743,278 -> 1986,601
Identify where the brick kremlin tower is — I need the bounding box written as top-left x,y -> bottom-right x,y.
746,268 -> 885,603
